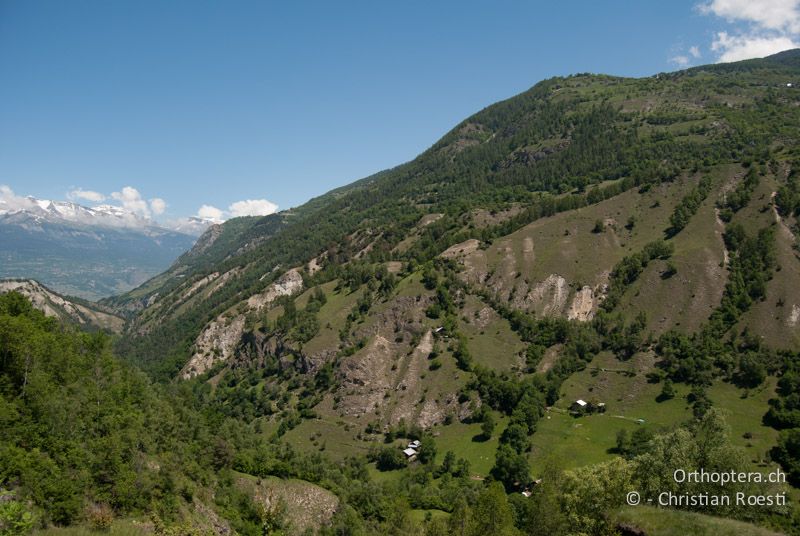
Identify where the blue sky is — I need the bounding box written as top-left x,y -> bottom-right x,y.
1,0 -> 798,224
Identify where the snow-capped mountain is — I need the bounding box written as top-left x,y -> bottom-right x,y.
0,195 -> 216,236
165,215 -> 219,237
0,195 -> 204,300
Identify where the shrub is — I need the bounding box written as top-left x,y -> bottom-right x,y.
86,503 -> 114,531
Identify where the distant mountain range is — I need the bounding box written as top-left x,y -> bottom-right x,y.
0,195 -> 207,300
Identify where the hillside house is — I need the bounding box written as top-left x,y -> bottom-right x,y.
570,399 -> 588,412
571,399 -> 606,415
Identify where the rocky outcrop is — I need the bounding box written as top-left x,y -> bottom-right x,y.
338,335 -> 397,417
0,279 -> 124,332
180,269 -> 304,379
181,315 -> 247,379
788,304 -> 800,327
246,269 -> 303,311
181,223 -> 223,259
516,274 -> 570,316
566,285 -> 596,321
499,139 -> 570,168
180,272 -> 220,302
246,477 -> 339,534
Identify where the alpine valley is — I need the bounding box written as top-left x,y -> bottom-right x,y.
0,196 -> 206,300
3,51 -> 800,535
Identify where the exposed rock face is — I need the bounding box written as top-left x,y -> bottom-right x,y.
567,285 -> 596,321
249,478 -> 339,534
246,269 -> 303,311
518,274 -> 570,316
522,236 -> 534,263
330,292 -> 466,428
131,267 -> 243,336
418,213 -> 444,227
184,223 -> 223,258
788,304 -> 800,327
338,335 -> 397,417
192,499 -> 232,535
180,272 -> 220,302
182,315 -> 247,379
387,330 -> 433,425
0,279 -> 123,332
180,269 -> 304,379
307,255 -> 326,275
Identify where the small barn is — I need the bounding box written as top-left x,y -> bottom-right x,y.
570,399 -> 588,412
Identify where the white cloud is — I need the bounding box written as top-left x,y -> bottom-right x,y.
197,204 -> 224,221
699,0 -> 800,33
228,199 -> 278,218
689,45 -> 701,58
68,188 -> 106,202
0,185 -> 38,212
696,0 -> 800,62
111,186 -> 151,217
193,198 -> 278,223
711,31 -> 799,62
149,198 -> 166,215
670,55 -> 691,67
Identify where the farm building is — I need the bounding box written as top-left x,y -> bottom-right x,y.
570,399 -> 588,412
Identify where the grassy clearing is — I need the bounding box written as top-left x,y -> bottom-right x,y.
282,413 -> 371,460
394,271 -> 427,298
529,350 -> 779,475
483,177 -> 691,291
408,509 -> 450,523
302,280 -> 361,355
458,294 -> 525,372
433,414 -> 509,477
614,505 -> 783,536
707,379 -> 779,465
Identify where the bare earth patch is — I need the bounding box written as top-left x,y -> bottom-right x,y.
441,239 -> 481,259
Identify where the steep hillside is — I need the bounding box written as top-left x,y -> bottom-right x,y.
115,51 -> 800,373
94,52 -> 800,534
0,279 -> 123,332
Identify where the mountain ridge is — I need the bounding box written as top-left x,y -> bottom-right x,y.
112,50 -> 800,372
0,278 -> 124,331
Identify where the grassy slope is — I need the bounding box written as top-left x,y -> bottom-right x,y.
615,506 -> 784,536
458,294 -> 526,372
460,176 -> 692,320
621,166 -> 737,334
530,350 -> 779,476
736,174 -> 800,349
